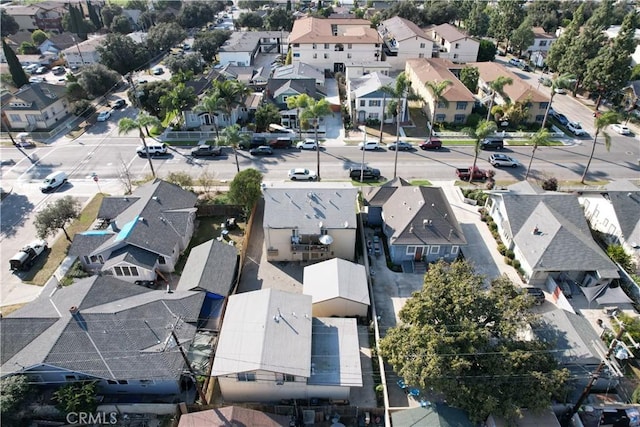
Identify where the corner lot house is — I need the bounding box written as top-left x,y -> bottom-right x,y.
1,276 -> 205,398
211,289 -> 363,402
486,182 -> 619,288
428,23 -> 479,63
405,58 -> 475,125
263,183 -> 358,262
2,82 -> 69,131
69,179 -> 197,282
289,17 -> 383,73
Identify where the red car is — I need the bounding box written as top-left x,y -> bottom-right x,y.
419,138 -> 442,150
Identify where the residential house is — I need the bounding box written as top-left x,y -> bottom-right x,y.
289,17 -> 383,73
391,404 -> 473,427
219,31 -> 289,67
265,78 -> 324,130
176,239 -> 239,297
378,17 -> 434,69
178,407 -> 291,427
218,64 -> 270,89
262,183 -> 358,262
577,181 -> 640,273
69,179 -> 197,282
4,31 -> 34,54
61,34 -> 107,68
428,23 -> 479,63
16,53 -> 57,68
272,62 -> 326,91
38,32 -> 78,56
405,58 -> 475,125
486,408 -> 561,427
303,258 -> 370,317
1,276 -> 205,397
2,82 -> 69,131
526,27 -> 557,56
2,3 -> 65,33
362,179 -> 466,267
345,61 -> 392,80
211,288 -> 363,402
623,81 -> 640,115
471,61 -> 550,123
486,181 -> 619,288
348,71 -> 404,125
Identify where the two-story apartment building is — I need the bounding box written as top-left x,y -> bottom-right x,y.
471,61 -> 549,123
378,17 -> 433,70
405,58 -> 475,125
2,83 -> 69,131
428,23 -> 479,63
527,27 -> 557,55
219,31 -> 289,67
2,2 -> 66,33
289,17 -> 383,73
61,34 -> 107,68
348,71 -> 402,124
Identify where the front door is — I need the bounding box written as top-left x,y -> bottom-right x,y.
415,246 -> 423,261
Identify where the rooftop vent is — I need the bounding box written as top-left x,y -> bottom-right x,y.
69,306 -> 79,314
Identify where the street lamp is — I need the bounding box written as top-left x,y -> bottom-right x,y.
360,125 -> 367,183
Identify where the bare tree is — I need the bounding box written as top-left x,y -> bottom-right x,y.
117,155 -> 133,194
197,170 -> 215,198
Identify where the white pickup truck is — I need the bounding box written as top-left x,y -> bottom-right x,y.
10,240 -> 47,271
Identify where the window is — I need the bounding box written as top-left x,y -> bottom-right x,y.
369,113 -> 379,119
420,43 -> 426,48
312,43 -> 317,49
83,256 -> 90,264
539,102 -> 549,110
455,43 -> 460,48
603,219 -> 609,227
114,266 -> 123,276
237,372 -> 256,382
293,53 -> 300,58
90,255 -> 99,263
123,267 -> 131,276
430,246 -> 440,254
324,53 -> 329,59
456,102 -> 468,110
347,53 -> 352,58
454,114 -> 465,123
369,100 -> 381,107
437,101 -> 446,109
418,53 -> 424,58
539,40 -> 547,47
406,246 -> 416,255
435,114 -> 446,122
360,100 -> 365,107
451,246 -> 459,254
348,44 -> 352,49
453,54 -> 458,59
117,380 -> 128,385
130,266 -> 139,276
98,255 -> 104,264
293,43 -> 299,47
158,256 -> 166,265
107,380 -> 117,384
9,114 -> 21,122
313,53 -> 317,59
282,96 -> 288,103
284,374 -> 295,382
324,43 -> 329,49
535,115 -> 544,123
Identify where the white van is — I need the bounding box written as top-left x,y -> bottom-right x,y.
136,142 -> 167,157
40,171 -> 68,193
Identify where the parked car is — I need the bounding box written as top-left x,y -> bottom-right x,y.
349,166 -> 381,181
296,139 -> 318,150
567,121 -> 586,136
518,63 -> 532,72
488,153 -> 520,168
388,141 -> 413,151
554,87 -> 567,94
112,99 -> 126,110
35,66 -> 48,74
241,136 -> 267,150
288,168 -> 317,181
538,76 -> 552,87
15,132 -> 35,148
136,142 -> 167,157
358,141 -> 382,151
269,137 -> 293,148
24,64 -> 39,73
249,145 -> 273,156
611,123 -> 630,135
51,66 -> 65,75
551,111 -> 569,126
96,110 -> 111,122
419,137 -> 442,150
40,171 -> 68,192
455,166 -> 488,181
191,145 -> 222,157
479,138 -> 504,150
152,66 -> 164,75
508,58 -> 521,66
10,239 -> 48,271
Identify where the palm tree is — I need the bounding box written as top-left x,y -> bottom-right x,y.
425,79 -> 453,139
524,129 -> 551,179
286,94 -> 310,142
219,124 -> 250,173
463,119 -> 498,182
485,76 -> 513,121
212,80 -> 251,128
118,112 -> 162,178
581,111 -> 619,184
540,74 -> 575,130
194,93 -> 225,139
295,94 -> 331,180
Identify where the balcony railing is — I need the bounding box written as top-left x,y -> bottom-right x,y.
291,244 -> 330,253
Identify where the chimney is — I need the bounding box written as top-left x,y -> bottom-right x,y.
532,226 -> 539,235
69,306 -> 79,315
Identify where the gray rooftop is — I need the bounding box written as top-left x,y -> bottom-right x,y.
220,31 -> 289,53
379,16 -> 430,42
349,72 -> 395,99
604,187 -> 640,248
176,239 -> 238,296
263,186 -> 358,234
4,83 -> 67,111
272,62 -> 324,83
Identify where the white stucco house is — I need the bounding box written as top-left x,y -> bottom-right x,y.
378,16 -> 434,70
526,27 -> 557,55
344,61 -> 392,80
218,31 -> 288,67
61,34 -> 106,68
428,23 -> 479,63
211,289 -> 363,402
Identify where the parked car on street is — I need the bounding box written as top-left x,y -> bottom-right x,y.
358,141 -> 382,151
97,111 -> 111,122
611,123 -> 630,135
479,138 -> 504,150
51,66 -> 65,75
567,121 -> 586,136
288,168 -> 317,181
249,145 -> 273,156
153,66 -> 164,75
191,145 -> 222,157
296,139 -> 318,150
508,58 -> 521,66
349,166 -> 381,181
136,142 -> 167,157
488,153 -> 520,168
551,110 -> 569,126
112,99 -> 126,109
388,141 -> 413,151
419,137 -> 442,150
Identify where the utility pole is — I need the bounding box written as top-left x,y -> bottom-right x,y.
561,318 -> 625,426
171,330 -> 209,405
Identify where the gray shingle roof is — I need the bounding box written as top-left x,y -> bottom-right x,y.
267,78 -> 319,100
272,62 -> 324,83
176,239 -> 239,296
1,276 -> 204,381
68,233 -> 113,257
362,177 -> 411,207
606,189 -> 640,246
263,186 -> 358,234
4,83 -> 67,111
103,245 -> 159,270
220,31 -> 289,53
349,72 -> 395,98
380,16 -> 430,42
98,197 -> 140,220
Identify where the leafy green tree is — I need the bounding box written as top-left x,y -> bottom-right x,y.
31,30 -> 48,45
255,103 -> 282,132
147,22 -> 187,53
100,4 -> 123,28
379,2 -> 424,26
380,260 -> 569,422
541,74 -> 575,130
524,129 -> 551,180
118,113 -> 162,178
177,1 -> 222,28
164,53 -> 204,75
211,79 -> 251,128
138,10 -> 156,31
425,79 -> 453,139
607,244 -> 635,273
488,0 -> 526,47
238,0 -> 263,10
87,0 -> 103,29
265,8 -> 294,31
465,2 -> 490,37
526,0 -> 561,33
584,11 -> 637,109
421,1 -> 456,25
195,93 -> 225,138
71,99 -> 95,117
463,119 -> 498,182
228,168 -> 263,217
286,94 -> 310,142
546,3 -> 585,72
581,111 -> 619,184
1,375 -> 30,423
53,382 -> 98,414
291,94 -> 331,180
66,81 -> 88,101
509,18 -> 535,57
63,4 -> 95,39
165,172 -> 193,191
193,30 -> 231,62
35,196 -> 80,241
160,83 -> 196,126
135,80 -> 174,118
219,124 -> 250,172
236,12 -> 264,29
485,75 -> 513,121
285,48 -> 292,65
126,0 -> 148,11
97,34 -> 150,75
2,39 -> 27,87
477,39 -> 496,62
1,10 -> 19,37
18,42 -> 38,55
77,64 -> 121,98
110,14 -> 132,34
459,66 -> 479,93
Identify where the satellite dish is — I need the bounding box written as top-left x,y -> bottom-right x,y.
319,235 -> 333,245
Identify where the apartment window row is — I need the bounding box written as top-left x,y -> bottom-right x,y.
406,245 -> 459,255
113,266 -> 139,277
312,43 -> 352,49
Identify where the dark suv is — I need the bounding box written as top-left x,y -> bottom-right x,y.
191,145 -> 222,157
524,287 -> 545,305
241,136 -> 267,150
480,138 -> 504,150
349,166 -> 381,181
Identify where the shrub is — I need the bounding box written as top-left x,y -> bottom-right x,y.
488,221 -> 498,232
465,113 -> 481,127
497,244 -> 506,255
512,259 -> 521,269
365,118 -> 380,127
491,230 -> 500,240
485,179 -> 495,190
71,100 -> 95,117
165,172 -> 193,190
541,177 -> 558,191
505,250 -> 515,259
607,244 -> 636,273
504,257 -> 512,265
